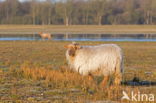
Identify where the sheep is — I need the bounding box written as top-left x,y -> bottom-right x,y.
38,32 -> 52,40
64,42 -> 124,87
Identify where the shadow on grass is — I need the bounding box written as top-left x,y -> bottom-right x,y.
122,77 -> 156,86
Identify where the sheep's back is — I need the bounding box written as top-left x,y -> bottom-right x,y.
73,44 -> 122,75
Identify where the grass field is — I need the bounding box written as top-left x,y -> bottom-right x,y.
0,41 -> 156,103
0,25 -> 156,34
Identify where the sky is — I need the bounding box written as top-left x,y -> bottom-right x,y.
19,0 -> 46,1
0,0 -> 63,2
10,0 -> 45,1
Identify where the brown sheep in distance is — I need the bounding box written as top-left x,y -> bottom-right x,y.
38,32 -> 52,40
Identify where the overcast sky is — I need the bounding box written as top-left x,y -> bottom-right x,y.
0,0 -> 63,2
19,0 -> 46,1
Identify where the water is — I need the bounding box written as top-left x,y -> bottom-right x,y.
0,34 -> 156,42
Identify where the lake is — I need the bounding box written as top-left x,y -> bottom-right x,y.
0,34 -> 156,42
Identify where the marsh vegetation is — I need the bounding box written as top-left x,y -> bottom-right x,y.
0,41 -> 156,102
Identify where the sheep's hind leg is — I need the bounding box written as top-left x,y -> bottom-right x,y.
114,73 -> 122,86
101,76 -> 109,88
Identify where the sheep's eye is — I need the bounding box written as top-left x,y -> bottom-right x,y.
68,49 -> 75,56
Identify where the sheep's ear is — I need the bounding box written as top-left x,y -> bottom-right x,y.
64,45 -> 68,48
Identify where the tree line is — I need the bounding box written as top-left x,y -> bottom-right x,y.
0,0 -> 156,25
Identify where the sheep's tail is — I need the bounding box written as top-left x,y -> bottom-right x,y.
114,57 -> 123,85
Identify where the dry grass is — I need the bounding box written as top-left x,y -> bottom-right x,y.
8,62 -> 155,103
18,63 -> 94,89
0,25 -> 156,34
0,41 -> 156,102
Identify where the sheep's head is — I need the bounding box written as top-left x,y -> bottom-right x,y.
38,32 -> 41,35
64,42 -> 81,57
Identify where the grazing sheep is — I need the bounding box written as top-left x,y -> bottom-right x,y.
65,42 -> 124,87
39,32 -> 52,40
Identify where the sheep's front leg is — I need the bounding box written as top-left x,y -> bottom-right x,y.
88,73 -> 94,81
101,76 -> 109,87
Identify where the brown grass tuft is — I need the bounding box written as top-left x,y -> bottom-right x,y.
18,63 -> 97,89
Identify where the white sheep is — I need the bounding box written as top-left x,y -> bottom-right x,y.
65,42 -> 124,87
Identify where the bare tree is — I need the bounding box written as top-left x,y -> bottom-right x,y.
91,0 -> 107,25
0,0 -> 156,25
31,0 -> 37,25
64,0 -> 73,26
